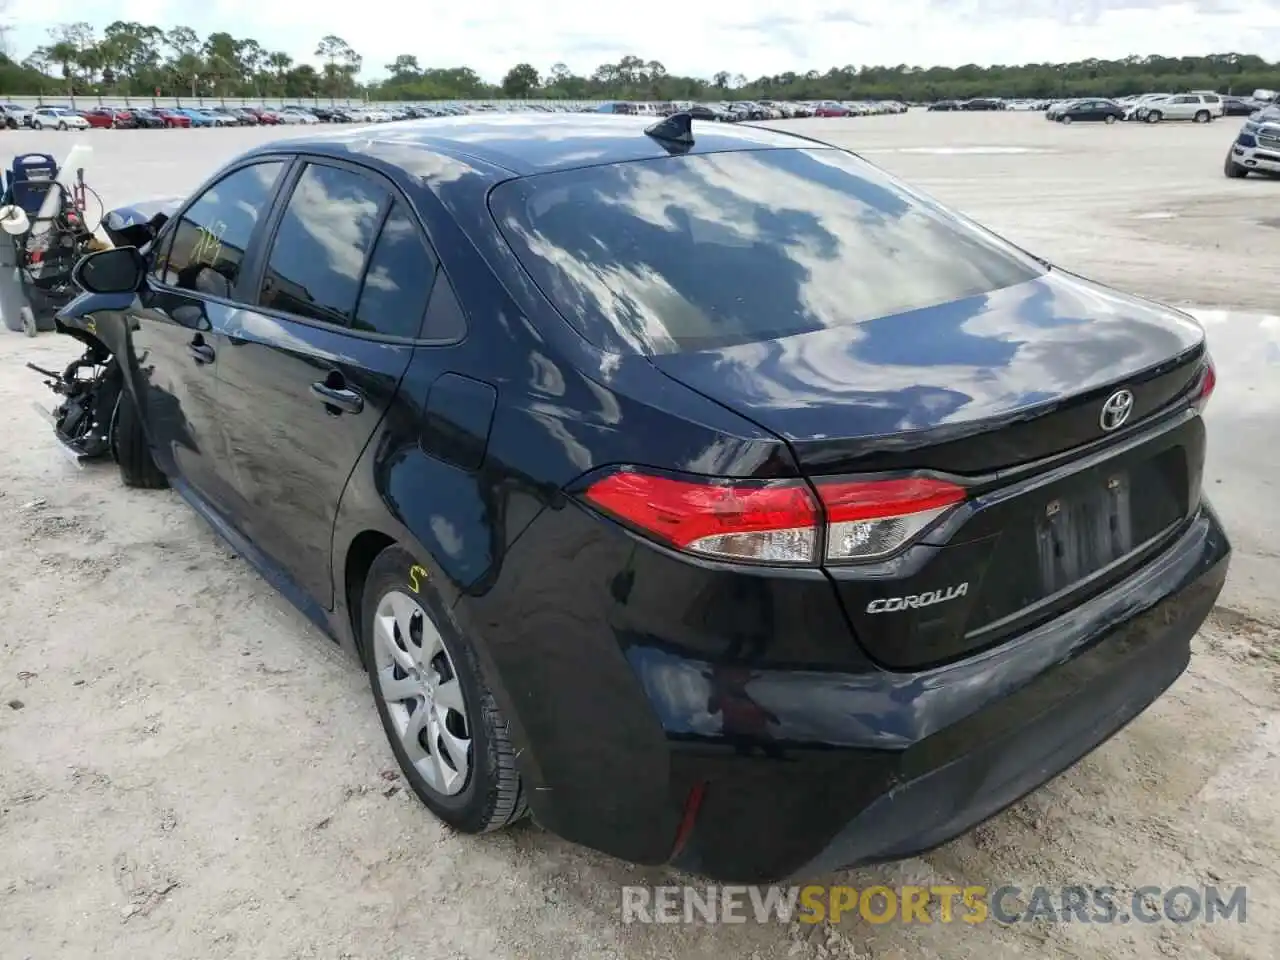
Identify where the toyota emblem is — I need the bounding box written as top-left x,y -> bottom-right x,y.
1099,389 -> 1134,432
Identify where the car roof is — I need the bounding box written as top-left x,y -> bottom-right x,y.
258,112 -> 819,177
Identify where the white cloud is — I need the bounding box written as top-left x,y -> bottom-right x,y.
7,0 -> 1280,83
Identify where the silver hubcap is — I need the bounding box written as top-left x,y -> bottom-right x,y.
372,590 -> 471,795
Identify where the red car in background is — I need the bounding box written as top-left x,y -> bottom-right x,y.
152,108 -> 192,128
245,107 -> 281,125
813,101 -> 852,117
80,108 -> 116,128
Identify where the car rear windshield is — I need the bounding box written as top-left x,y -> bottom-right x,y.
489,148 -> 1044,354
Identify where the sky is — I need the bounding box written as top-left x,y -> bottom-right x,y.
7,0 -> 1280,83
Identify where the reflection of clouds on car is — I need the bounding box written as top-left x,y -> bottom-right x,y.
494,148 -> 1037,356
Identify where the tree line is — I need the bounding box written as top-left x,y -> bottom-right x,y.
2,22 -> 1280,103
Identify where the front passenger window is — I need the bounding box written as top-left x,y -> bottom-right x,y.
158,161 -> 285,297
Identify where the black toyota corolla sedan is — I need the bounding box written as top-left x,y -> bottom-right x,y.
64,113 -> 1229,883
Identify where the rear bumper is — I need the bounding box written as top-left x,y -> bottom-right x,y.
465,500 -> 1228,883
675,505 -> 1229,881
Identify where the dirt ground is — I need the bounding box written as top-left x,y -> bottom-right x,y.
1,112 -> 1278,960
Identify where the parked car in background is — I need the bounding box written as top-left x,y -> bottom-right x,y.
277,107 -> 321,124
928,100 -> 961,111
172,108 -> 216,127
1122,94 -> 1168,121
961,97 -> 1004,110
686,103 -> 735,122
814,101 -> 851,117
1055,99 -> 1126,124
2,103 -> 34,128
131,109 -> 169,129
83,107 -> 135,129
1221,96 -> 1259,117
78,109 -> 112,129
1225,104 -> 1280,177
151,108 -> 192,128
32,107 -> 90,130
204,106 -> 250,125
1140,93 -> 1222,123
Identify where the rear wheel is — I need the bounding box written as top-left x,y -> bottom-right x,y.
111,386 -> 168,489
1105,115 -> 1117,124
1194,110 -> 1211,123
361,546 -> 527,834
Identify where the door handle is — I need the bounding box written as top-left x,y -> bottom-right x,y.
310,381 -> 364,415
188,341 -> 214,364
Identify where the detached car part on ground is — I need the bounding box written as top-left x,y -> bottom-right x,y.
54,113 -> 1229,883
1225,106 -> 1280,178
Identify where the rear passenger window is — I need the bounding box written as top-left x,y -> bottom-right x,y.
259,163 -> 387,326
352,201 -> 438,338
156,161 -> 285,298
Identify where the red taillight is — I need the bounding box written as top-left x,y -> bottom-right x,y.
581,470 -> 966,565
582,471 -> 819,564
1194,357 -> 1216,412
819,477 -> 966,562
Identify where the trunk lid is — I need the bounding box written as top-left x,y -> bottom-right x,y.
651,271 -> 1208,670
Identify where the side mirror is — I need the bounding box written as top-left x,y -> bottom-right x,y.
72,246 -> 147,295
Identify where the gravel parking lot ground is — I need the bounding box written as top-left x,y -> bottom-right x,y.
2,112 -> 1278,960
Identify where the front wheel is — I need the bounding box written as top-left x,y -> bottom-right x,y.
361,546 -> 527,834
111,385 -> 168,489
1224,150 -> 1249,178
1147,111 -> 1162,123
1061,115 -> 1073,124
57,121 -> 67,130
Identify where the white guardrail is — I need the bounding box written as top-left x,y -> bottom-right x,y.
0,95 -> 611,110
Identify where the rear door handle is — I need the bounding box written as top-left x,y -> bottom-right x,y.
310,381 -> 364,415
188,342 -> 214,364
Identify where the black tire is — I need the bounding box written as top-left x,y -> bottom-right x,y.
1224,151 -> 1249,178
1147,111 -> 1162,123
1194,110 -> 1211,123
361,546 -> 527,834
1105,115 -> 1117,124
111,386 -> 168,489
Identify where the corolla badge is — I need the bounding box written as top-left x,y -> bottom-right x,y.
866,583 -> 969,614
1099,389 -> 1135,432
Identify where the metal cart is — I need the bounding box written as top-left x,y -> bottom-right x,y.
0,152 -> 95,336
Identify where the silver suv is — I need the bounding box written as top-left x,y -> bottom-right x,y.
1225,106 -> 1280,178
1140,93 -> 1223,123
0,103 -> 32,128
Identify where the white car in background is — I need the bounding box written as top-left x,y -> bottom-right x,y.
1140,93 -> 1224,123
31,107 -> 90,130
356,107 -> 393,122
277,107 -> 321,125
1,103 -> 33,128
